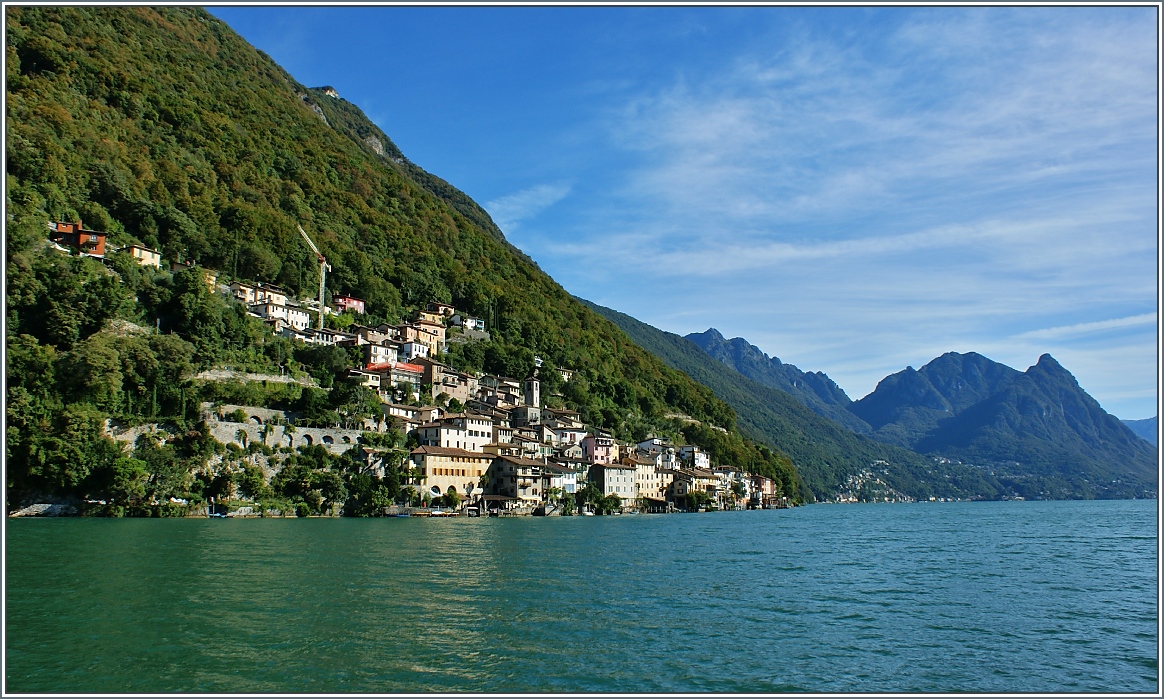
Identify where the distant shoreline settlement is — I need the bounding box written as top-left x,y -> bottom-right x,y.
42,222 -> 791,517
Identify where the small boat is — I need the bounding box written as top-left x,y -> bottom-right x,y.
390,513 -> 410,518
208,512 -> 227,518
488,509 -> 499,517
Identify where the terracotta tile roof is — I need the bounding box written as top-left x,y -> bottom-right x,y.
365,361 -> 425,373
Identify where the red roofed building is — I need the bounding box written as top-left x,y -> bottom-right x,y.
364,361 -> 424,401
48,221 -> 106,258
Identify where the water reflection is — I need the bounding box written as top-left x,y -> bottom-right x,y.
6,502 -> 1157,693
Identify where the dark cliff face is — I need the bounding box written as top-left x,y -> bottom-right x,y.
917,351 -> 1023,413
849,366 -> 951,433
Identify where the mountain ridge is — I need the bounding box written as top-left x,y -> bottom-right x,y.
685,328 -> 871,434
587,302 -> 1025,502
1122,416 -> 1158,446
678,326 -> 1156,499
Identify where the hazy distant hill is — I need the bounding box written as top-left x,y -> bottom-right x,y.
685,329 -> 871,434
1122,417 -> 1158,446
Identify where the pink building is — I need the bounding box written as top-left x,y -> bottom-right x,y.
333,295 -> 365,315
582,433 -> 616,464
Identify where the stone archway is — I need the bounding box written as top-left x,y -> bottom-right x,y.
302,434 -> 314,446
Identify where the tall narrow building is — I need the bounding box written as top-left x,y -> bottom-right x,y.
524,376 -> 540,409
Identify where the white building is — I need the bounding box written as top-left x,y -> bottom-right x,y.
398,341 -> 429,361
677,445 -> 710,470
590,462 -> 637,506
415,413 -> 493,453
250,302 -> 311,331
541,462 -> 578,497
365,342 -> 399,365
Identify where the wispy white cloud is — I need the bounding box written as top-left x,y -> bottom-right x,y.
1013,313 -> 1158,341
539,9 -> 1157,417
485,183 -> 571,233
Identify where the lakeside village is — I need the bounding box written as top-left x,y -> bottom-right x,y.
41,221 -> 792,518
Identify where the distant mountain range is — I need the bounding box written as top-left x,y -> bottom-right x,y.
682,329 -> 1157,499
587,304 -> 1048,502
686,329 -> 870,433
1122,416 -> 1158,446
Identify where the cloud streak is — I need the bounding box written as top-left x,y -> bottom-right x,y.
1013,314 -> 1158,341
485,183 -> 571,234
552,9 -> 1156,418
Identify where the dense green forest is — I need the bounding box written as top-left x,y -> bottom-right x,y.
5,6 -> 801,512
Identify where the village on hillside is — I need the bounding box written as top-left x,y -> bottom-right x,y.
50,221 -> 790,516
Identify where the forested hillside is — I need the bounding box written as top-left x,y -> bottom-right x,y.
4,6 -> 800,510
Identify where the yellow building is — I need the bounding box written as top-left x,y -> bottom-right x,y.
407,446 -> 492,506
416,310 -> 446,325
125,244 -> 162,268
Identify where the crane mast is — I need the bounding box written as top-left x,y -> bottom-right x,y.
297,224 -> 331,330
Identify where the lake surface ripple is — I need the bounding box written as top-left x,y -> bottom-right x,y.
5,499 -> 1157,692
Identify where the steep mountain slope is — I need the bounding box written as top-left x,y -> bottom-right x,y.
1123,416 -> 1158,446
854,353 -> 1156,498
4,6 -> 799,503
585,301 -> 1017,502
849,352 -> 1024,447
686,328 -> 870,433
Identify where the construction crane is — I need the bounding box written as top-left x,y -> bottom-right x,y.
297,224 -> 331,330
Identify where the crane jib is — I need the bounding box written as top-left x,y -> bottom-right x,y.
297,224 -> 329,330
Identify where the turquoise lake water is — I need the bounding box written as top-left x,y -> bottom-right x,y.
4,500 -> 1158,693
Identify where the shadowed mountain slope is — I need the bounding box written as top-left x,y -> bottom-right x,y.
686,329 -> 871,434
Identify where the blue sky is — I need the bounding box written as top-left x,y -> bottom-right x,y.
210,6 -> 1159,420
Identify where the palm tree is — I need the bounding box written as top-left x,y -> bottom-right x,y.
235,428 -> 248,449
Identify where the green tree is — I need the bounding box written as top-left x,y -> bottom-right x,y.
685,489 -> 713,511
105,457 -> 149,506
236,464 -> 272,500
